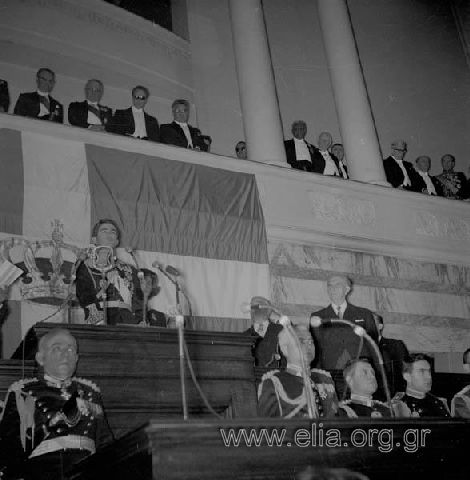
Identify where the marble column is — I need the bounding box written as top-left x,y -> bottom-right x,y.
317,0 -> 389,185
229,0 -> 287,166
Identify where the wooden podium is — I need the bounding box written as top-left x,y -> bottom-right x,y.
67,417 -> 470,480
10,323 -> 258,438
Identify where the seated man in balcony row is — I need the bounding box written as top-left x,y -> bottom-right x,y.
257,323 -> 338,418
392,353 -> 450,417
235,140 -> 247,159
312,131 -> 348,179
0,79 -> 10,112
451,347 -> 470,418
412,155 -> 443,196
435,154 -> 470,200
0,328 -> 113,479
106,85 -> 160,142
68,79 -> 113,131
160,98 -> 212,152
383,139 -> 416,190
14,67 -> 64,123
338,358 -> 392,417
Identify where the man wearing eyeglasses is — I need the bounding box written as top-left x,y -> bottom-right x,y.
382,139 -> 417,189
160,99 -> 212,152
13,67 -> 63,123
68,79 -> 113,131
107,85 -> 160,142
0,328 -> 113,479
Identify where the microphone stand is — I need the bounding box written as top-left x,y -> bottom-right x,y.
272,313 -> 318,419
311,317 -> 393,416
126,249 -> 150,326
176,314 -> 188,419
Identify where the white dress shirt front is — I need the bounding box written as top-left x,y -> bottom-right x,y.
175,121 -> 193,148
132,106 -> 147,138
320,151 -> 340,176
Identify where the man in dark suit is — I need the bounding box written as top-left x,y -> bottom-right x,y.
411,155 -> 443,196
13,67 -> 63,123
68,79 -> 112,131
310,275 -> 379,398
374,314 -> 409,397
0,79 -> 10,112
160,99 -> 211,152
106,85 -> 160,142
283,120 -> 316,172
382,139 -> 417,189
330,143 -> 349,179
310,132 -> 348,178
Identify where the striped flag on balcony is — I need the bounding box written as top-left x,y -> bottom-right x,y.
0,128 -> 269,357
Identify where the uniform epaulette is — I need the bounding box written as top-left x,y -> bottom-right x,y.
74,377 -> 100,392
8,377 -> 38,393
260,369 -> 281,383
310,368 -> 332,378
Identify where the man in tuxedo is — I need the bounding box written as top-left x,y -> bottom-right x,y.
68,79 -> 112,131
160,99 -> 211,151
14,67 -> 63,123
106,85 -> 160,142
283,120 -> 316,172
411,155 -> 443,196
374,314 -> 409,396
310,132 -> 348,178
330,143 -> 349,179
310,275 -> 379,397
382,139 -> 417,189
0,79 -> 10,112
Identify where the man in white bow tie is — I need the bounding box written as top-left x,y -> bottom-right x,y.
412,155 -> 443,196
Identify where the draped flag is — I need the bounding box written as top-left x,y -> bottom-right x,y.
0,127 -> 269,357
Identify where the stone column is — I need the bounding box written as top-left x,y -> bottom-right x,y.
317,0 -> 388,185
229,0 -> 287,166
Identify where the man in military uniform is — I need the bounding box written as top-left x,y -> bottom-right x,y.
258,323 -> 338,418
451,347 -> 470,418
338,358 -> 392,418
244,296 -> 284,369
392,353 -> 450,417
0,328 -> 113,479
75,219 -> 143,325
